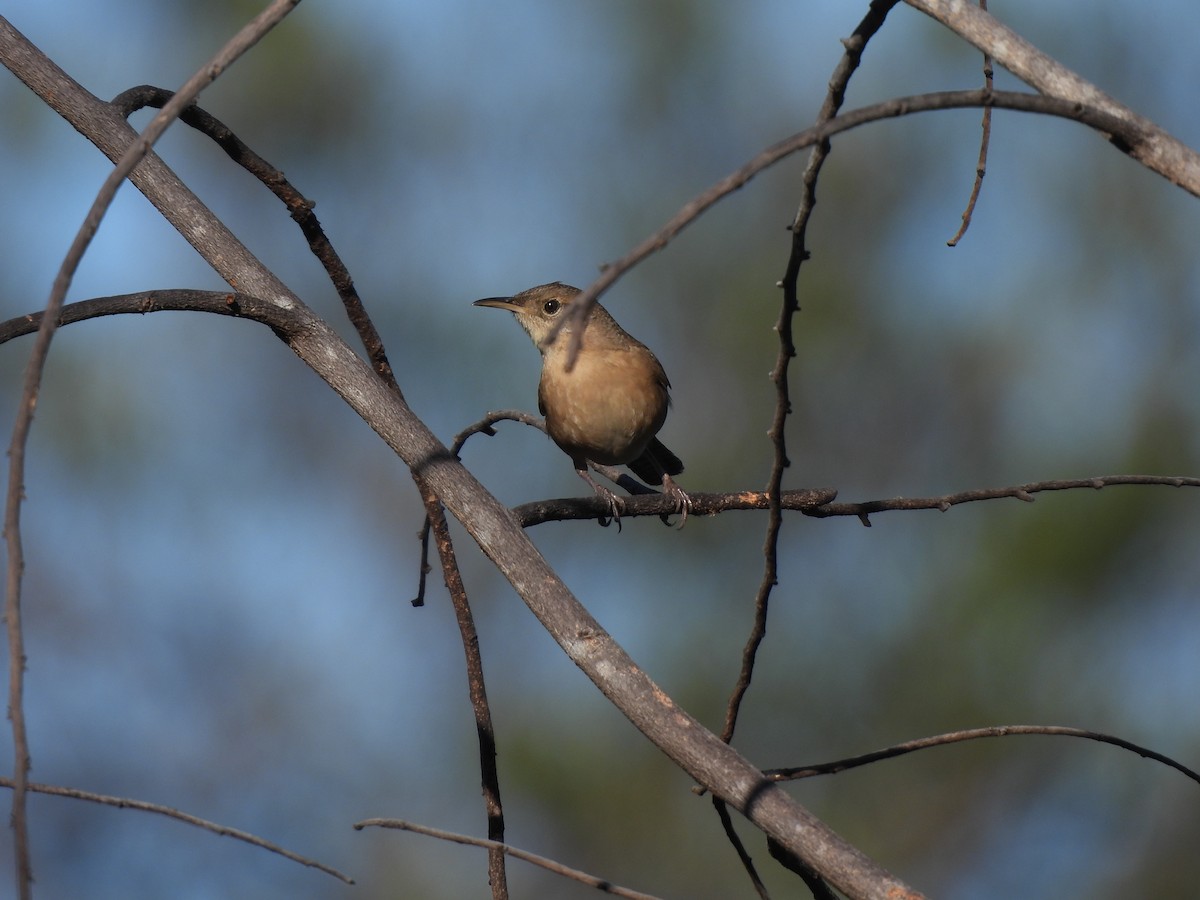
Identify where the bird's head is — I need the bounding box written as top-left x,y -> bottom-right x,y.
473,282 -> 587,350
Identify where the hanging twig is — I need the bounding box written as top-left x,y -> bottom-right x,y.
947,0 -> 993,245
1,5 -> 301,897
722,0 -> 899,744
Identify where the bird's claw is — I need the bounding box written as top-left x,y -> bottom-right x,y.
593,484 -> 625,532
660,475 -> 691,529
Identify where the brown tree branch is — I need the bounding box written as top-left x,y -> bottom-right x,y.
763,725 -> 1200,787
354,818 -> 662,900
0,26 -> 917,898
513,489 -> 838,528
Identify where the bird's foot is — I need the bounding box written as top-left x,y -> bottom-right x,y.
660,474 -> 691,529
577,468 -> 625,529
591,483 -> 626,531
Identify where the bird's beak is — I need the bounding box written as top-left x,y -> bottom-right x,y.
473,297 -> 523,313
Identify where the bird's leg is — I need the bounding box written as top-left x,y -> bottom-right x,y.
576,467 -> 625,529
660,473 -> 691,529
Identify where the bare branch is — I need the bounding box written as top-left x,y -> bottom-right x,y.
513,489 -> 837,529
712,797 -> 772,900
354,819 -> 662,900
0,777 -> 352,883
768,839 -> 840,900
904,0 -> 1200,194
804,475 -> 1200,525
722,0 -> 900,761
451,410 -> 548,457
946,0 -> 992,247
427,505 -> 509,899
764,725 -> 1200,787
559,87 -> 1144,360
109,85 -> 402,394
0,290 -> 272,345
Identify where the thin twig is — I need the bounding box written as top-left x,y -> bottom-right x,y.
721,0 -> 900,751
413,410 -> 545,605
426,505 -> 509,899
763,725 -> 1200,786
768,839 -> 840,900
0,777 -> 353,883
712,798 -> 771,900
947,0 -> 992,246
354,819 -> 663,900
109,86 -> 400,394
1,5 -> 300,896
717,11 -> 900,896
451,410 -> 548,457
804,475 -> 1200,525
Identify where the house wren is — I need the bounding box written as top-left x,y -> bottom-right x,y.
474,282 -> 691,527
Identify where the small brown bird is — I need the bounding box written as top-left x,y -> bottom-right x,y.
474,282 -> 691,527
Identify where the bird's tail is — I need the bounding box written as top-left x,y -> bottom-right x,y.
627,438 -> 684,486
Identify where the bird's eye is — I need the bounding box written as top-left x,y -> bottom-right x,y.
542,299 -> 561,315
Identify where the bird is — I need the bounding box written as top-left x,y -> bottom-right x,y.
474,282 -> 691,527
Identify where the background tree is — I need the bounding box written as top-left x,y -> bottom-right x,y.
1,1 -> 1198,897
